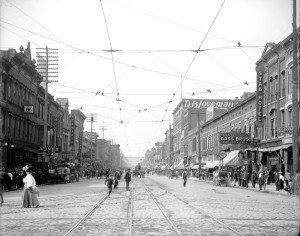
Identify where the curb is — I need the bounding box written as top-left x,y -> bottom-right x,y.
168,175 -> 299,198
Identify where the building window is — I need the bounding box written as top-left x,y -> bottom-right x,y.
270,110 -> 277,138
19,86 -> 22,106
8,80 -> 11,99
263,116 -> 267,139
281,71 -> 285,97
281,110 -> 285,129
270,77 -> 275,102
275,75 -> 279,100
288,68 -> 292,94
288,107 -> 292,128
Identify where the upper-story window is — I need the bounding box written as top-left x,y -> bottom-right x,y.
270,77 -> 275,102
287,67 -> 292,94
288,107 -> 292,128
8,80 -> 11,99
280,71 -> 285,97
270,109 -> 277,138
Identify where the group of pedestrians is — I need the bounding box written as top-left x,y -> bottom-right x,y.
0,165 -> 41,208
105,168 -> 132,196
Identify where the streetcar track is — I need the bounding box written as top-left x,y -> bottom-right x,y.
138,181 -> 183,236
144,178 -> 245,236
62,182 -> 134,236
63,193 -> 109,236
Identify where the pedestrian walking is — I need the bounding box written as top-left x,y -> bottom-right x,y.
284,170 -> 291,188
124,169 -> 131,191
233,170 -> 238,187
265,169 -> 269,184
279,171 -> 284,190
0,170 -> 5,206
258,170 -> 264,191
274,170 -> 279,191
182,170 -> 187,187
114,170 -> 120,189
22,165 -> 40,208
237,170 -> 242,187
105,174 -> 114,196
251,171 -> 257,188
105,169 -> 110,180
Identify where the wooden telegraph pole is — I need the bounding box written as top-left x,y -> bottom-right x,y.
292,0 -> 299,175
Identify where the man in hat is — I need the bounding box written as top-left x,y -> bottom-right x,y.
182,169 -> 187,187
273,170 -> 279,191
124,168 -> 131,191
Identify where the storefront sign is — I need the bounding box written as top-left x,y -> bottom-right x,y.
278,127 -> 293,136
70,114 -> 75,146
183,99 -> 239,109
78,129 -> 83,154
256,71 -> 264,126
219,132 -> 251,144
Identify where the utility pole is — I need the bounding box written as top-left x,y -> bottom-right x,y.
197,112 -> 202,179
87,113 -> 97,167
36,47 -> 58,170
99,126 -> 107,139
292,0 -> 299,175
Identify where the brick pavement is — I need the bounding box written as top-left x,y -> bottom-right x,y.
1,176 -> 299,236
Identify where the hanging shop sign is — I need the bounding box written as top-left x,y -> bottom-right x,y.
78,129 -> 83,154
70,114 -> 75,146
219,132 -> 251,144
256,71 -> 264,126
24,106 -> 34,114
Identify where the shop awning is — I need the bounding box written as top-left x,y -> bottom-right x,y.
191,165 -> 199,170
224,150 -> 242,167
259,144 -> 292,152
176,160 -> 185,169
161,164 -> 169,170
223,150 -> 240,166
204,161 -> 219,169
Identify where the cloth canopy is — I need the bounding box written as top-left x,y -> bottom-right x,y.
176,160 -> 185,169
191,165 -> 199,170
222,150 -> 240,166
204,161 -> 219,169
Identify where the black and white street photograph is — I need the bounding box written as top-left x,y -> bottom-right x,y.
0,0 -> 300,235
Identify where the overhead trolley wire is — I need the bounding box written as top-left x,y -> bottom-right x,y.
149,0 -> 227,144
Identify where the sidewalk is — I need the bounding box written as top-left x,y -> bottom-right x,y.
185,176 -> 299,197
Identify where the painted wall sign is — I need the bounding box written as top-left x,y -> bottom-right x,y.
256,71 -> 264,126
183,99 -> 239,109
219,132 -> 251,144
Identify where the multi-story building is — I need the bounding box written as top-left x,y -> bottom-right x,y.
172,98 -> 240,168
256,29 -> 300,175
0,44 -> 45,170
201,93 -> 257,172
55,98 -> 71,163
70,109 -> 86,164
163,124 -> 174,167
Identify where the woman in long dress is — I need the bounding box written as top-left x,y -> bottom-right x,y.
22,166 -> 39,208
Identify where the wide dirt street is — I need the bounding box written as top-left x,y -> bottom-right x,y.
0,175 -> 299,236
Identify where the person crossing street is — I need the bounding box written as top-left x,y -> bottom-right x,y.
124,169 -> 131,191
182,170 -> 187,187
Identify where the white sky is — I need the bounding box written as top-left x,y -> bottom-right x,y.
0,0 -> 298,161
